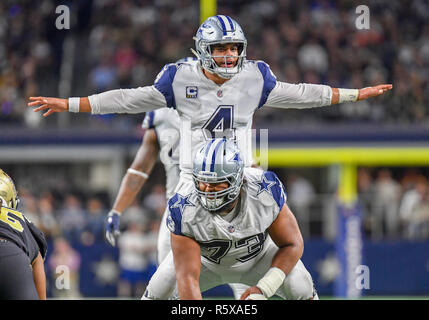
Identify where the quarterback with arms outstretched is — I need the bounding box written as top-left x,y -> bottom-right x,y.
29,14 -> 392,175
144,138 -> 316,300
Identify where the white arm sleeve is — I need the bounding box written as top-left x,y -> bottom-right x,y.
264,81 -> 332,109
88,85 -> 167,114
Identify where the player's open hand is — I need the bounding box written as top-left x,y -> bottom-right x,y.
28,97 -> 68,117
358,84 -> 392,101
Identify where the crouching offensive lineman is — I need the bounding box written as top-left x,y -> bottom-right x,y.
0,169 -> 47,300
142,139 -> 317,300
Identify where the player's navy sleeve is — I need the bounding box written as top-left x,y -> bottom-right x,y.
263,171 -> 287,211
26,220 -> 47,259
166,194 -> 183,235
154,64 -> 178,109
257,61 -> 277,109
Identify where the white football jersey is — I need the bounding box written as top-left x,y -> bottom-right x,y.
142,108 -> 180,199
166,167 -> 287,269
89,59 -> 332,174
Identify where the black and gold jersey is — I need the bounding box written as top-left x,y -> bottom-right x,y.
0,206 -> 47,263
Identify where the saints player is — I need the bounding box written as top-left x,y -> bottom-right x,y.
0,169 -> 48,300
143,138 -> 317,300
28,14 -> 392,178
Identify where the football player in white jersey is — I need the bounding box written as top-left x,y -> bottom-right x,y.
104,73 -> 249,297
143,138 -> 317,300
105,106 -> 181,264
29,15 -> 392,176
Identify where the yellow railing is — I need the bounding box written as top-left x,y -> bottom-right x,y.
268,147 -> 429,206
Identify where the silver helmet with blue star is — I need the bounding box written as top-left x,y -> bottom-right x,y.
193,138 -> 244,211
192,15 -> 247,79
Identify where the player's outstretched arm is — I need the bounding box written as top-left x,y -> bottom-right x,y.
171,233 -> 202,300
240,203 -> 303,300
29,86 -> 167,117
331,84 -> 393,105
264,81 -> 393,109
105,129 -> 159,247
28,97 -> 92,117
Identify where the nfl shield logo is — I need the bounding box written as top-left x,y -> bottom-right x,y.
186,86 -> 198,98
227,225 -> 235,233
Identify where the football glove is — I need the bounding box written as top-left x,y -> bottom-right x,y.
105,210 -> 121,247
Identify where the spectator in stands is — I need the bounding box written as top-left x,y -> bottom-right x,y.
48,237 -> 82,298
38,194 -> 60,240
357,168 -> 376,237
371,169 -> 401,239
286,173 -> 316,239
58,194 -> 87,242
143,184 -> 167,219
120,198 -> 151,228
84,196 -> 107,241
399,177 -> 429,239
117,221 -> 157,298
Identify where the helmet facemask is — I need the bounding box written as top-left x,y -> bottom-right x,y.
192,138 -> 245,213
194,40 -> 247,79
193,168 -> 244,212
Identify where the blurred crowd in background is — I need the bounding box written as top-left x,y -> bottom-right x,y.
1,0 -> 429,128
2,0 -> 429,298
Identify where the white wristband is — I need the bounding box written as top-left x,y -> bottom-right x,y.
338,88 -> 359,103
127,168 -> 149,179
68,97 -> 80,113
256,267 -> 286,298
109,209 -> 122,216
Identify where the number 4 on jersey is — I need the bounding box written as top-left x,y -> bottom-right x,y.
202,105 -> 235,140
